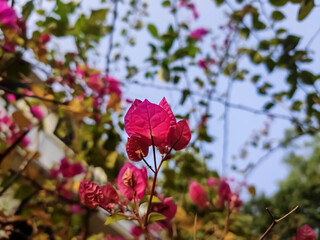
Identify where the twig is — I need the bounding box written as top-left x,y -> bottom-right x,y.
306,25 -> 320,50
0,85 -> 69,105
244,131 -> 306,178
0,130 -> 39,197
259,206 -> 299,240
141,156 -> 155,173
105,0 -> 119,76
0,130 -> 29,164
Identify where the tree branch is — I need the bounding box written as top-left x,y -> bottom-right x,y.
0,85 -> 69,105
0,130 -> 29,164
259,206 -> 299,240
105,0 -> 119,76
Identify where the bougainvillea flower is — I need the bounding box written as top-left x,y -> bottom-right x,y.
189,181 -> 209,209
79,180 -> 103,208
71,204 -> 83,214
167,119 -> 191,150
38,33 -> 51,44
0,1 -> 18,29
106,75 -> 122,97
125,99 -> 171,147
153,197 -> 177,220
296,224 -> 316,240
230,194 -> 242,210
6,94 -> 15,102
99,184 -> 119,211
190,28 -> 208,41
117,162 -> 147,201
20,136 -> 30,148
131,226 -> 144,237
126,137 -> 149,162
59,157 -> 84,178
216,179 -> 232,208
30,106 -> 44,119
207,177 -> 215,187
125,98 -> 191,160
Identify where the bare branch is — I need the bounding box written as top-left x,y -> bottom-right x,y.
0,85 -> 69,105
259,206 -> 299,240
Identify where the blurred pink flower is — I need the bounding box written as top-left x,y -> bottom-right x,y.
189,181 -> 209,209
207,177 -> 215,187
131,226 -> 144,237
30,106 -> 44,119
20,136 -> 30,148
190,28 -> 208,41
38,33 -> 51,44
7,94 -> 16,102
0,1 -> 18,29
71,204 -> 83,214
117,162 -> 147,201
216,179 -> 232,208
296,224 -> 316,240
59,157 -> 84,178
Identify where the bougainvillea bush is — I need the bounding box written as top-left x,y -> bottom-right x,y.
0,0 -> 319,239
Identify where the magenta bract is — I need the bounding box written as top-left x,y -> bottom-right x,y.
125,98 -> 191,160
117,162 -> 147,201
296,224 -> 316,240
79,180 -> 102,209
99,184 -> 120,211
189,181 -> 209,209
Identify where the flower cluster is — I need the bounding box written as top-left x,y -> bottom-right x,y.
79,162 -> 146,212
0,1 -> 26,52
50,157 -> 84,179
125,98 -> 191,161
189,178 -> 243,211
0,111 -> 30,149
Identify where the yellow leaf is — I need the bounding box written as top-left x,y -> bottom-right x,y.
105,151 -> 117,169
63,99 -> 91,120
32,233 -> 50,240
248,185 -> 256,196
107,92 -> 121,111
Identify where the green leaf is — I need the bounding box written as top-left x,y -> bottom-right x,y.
239,28 -> 250,39
147,24 -> 158,38
264,102 -> 275,110
22,1 -> 34,19
299,70 -> 315,85
214,0 -> 225,6
269,0 -> 288,6
180,89 -> 190,105
148,212 -> 166,223
298,0 -> 314,21
141,195 -> 162,203
104,215 -> 128,225
162,0 -> 171,7
272,11 -> 285,21
89,9 -> 109,22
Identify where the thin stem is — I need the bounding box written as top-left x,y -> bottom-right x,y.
0,130 -> 29,164
144,166 -> 159,227
105,0 -> 119,76
259,206 -> 299,240
142,155 -> 155,173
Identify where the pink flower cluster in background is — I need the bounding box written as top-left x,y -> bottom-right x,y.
50,157 -> 84,179
188,178 -> 243,210
0,111 -> 30,148
179,0 -> 199,19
